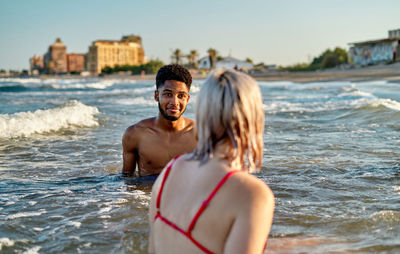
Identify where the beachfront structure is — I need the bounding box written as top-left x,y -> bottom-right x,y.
198,56 -> 212,69
198,56 -> 253,71
86,35 -> 145,74
44,38 -> 68,73
67,53 -> 85,73
29,55 -> 44,75
31,39 -> 87,75
348,29 -> 400,66
215,56 -> 253,71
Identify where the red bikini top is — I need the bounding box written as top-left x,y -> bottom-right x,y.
154,155 -> 241,254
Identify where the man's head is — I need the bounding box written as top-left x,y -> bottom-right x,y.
156,64 -> 192,91
155,65 -> 192,121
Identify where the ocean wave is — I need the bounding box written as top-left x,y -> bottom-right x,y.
48,80 -> 115,89
368,98 -> 400,111
338,90 -> 374,98
264,96 -> 400,114
6,210 -> 47,220
22,246 -> 41,254
0,100 -> 100,139
0,84 -> 32,92
371,210 -> 400,223
258,81 -> 295,87
0,78 -> 120,91
114,97 -> 156,106
0,238 -> 15,251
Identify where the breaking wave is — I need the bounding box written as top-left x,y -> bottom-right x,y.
0,100 -> 100,138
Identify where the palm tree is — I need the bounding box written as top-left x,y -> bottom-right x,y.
188,50 -> 199,68
207,48 -> 218,69
172,49 -> 182,64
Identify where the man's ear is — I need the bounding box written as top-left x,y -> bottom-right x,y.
186,94 -> 190,103
154,90 -> 159,101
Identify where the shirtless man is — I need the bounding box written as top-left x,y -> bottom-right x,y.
122,64 -> 197,178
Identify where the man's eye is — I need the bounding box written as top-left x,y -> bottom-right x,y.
163,93 -> 172,97
178,94 -> 185,99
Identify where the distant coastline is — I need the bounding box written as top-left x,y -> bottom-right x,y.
2,62 -> 400,83
251,62 -> 400,83
99,62 -> 400,83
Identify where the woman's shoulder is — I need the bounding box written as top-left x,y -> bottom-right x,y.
228,171 -> 274,205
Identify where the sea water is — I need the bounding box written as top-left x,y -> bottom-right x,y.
0,77 -> 399,253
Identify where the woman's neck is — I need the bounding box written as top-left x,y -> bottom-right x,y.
213,142 -> 242,170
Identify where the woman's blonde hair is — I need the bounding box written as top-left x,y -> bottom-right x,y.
190,69 -> 264,172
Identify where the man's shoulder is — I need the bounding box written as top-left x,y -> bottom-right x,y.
123,117 -> 157,141
126,117 -> 156,131
182,117 -> 195,130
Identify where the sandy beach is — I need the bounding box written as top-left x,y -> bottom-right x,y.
97,62 -> 400,84
251,62 -> 400,83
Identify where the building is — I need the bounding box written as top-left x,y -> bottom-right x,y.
198,56 -> 253,71
87,35 -> 145,74
389,29 -> 400,39
215,56 -> 253,71
348,29 -> 400,65
44,38 -> 67,73
29,55 -> 44,75
67,53 -> 85,73
198,56 -> 212,69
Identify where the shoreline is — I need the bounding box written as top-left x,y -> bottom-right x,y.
3,62 -> 400,83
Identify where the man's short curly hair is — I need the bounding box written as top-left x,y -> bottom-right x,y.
156,64 -> 192,90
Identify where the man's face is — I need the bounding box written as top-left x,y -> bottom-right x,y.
154,80 -> 190,121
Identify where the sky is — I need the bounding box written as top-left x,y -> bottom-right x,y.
1,0 -> 400,70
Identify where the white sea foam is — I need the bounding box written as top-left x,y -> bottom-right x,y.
263,96 -> 400,114
28,201 -> 37,206
68,221 -> 81,228
338,90 -> 374,98
0,238 -> 14,251
98,206 -> 112,214
258,81 -> 295,87
122,190 -> 151,207
115,97 -> 156,106
0,77 -> 43,84
131,87 -> 154,94
0,100 -> 99,139
6,210 -> 47,220
0,77 -> 123,90
369,98 -> 400,111
22,246 -> 41,254
49,80 -> 115,90
371,210 -> 400,223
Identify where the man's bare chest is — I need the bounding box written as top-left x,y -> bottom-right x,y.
136,131 -> 196,173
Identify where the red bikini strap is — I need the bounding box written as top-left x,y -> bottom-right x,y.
156,155 -> 181,209
188,170 -> 241,233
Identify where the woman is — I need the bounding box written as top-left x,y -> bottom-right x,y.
148,69 -> 274,254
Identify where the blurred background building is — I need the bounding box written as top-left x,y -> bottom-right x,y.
87,35 -> 145,74
66,53 -> 85,73
348,29 -> 400,65
44,38 -> 68,73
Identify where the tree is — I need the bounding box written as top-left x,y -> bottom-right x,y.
207,48 -> 218,69
188,50 -> 198,68
143,60 -> 165,74
100,60 -> 165,75
245,58 -> 253,64
172,49 -> 182,64
322,52 -> 340,68
333,47 -> 348,64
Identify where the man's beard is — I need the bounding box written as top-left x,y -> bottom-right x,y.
158,102 -> 186,121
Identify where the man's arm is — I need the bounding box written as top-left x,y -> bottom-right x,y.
122,126 -> 139,177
